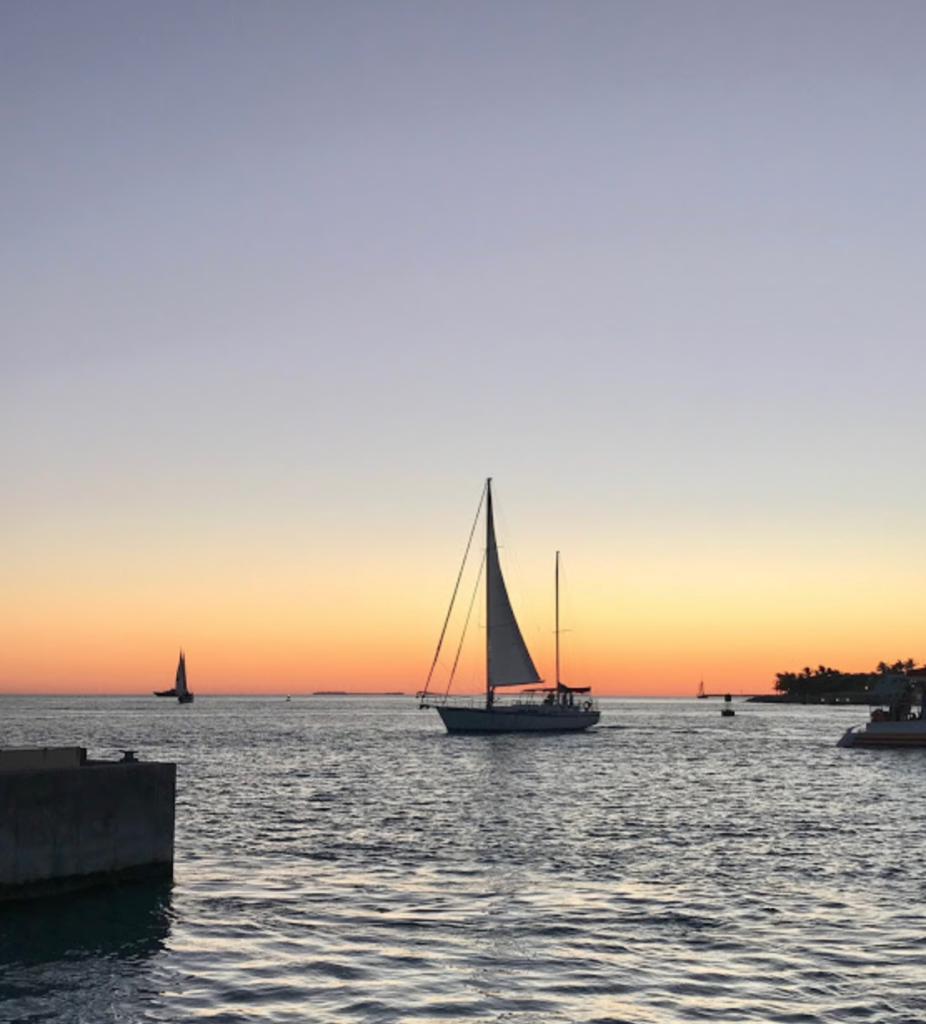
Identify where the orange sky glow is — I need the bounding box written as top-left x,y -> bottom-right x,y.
3,528 -> 922,696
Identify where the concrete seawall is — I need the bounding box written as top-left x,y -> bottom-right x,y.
0,753 -> 176,901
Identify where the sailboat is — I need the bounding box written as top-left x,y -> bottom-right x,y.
417,479 -> 600,734
153,650 -> 194,704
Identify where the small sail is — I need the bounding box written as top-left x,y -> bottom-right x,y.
485,483 -> 542,688
175,652 -> 188,697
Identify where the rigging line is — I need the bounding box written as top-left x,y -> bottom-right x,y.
423,480 -> 488,693
444,550 -> 486,697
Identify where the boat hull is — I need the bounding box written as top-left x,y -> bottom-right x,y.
436,705 -> 599,734
838,722 -> 926,748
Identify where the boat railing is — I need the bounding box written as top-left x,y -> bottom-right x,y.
522,696 -> 600,713
417,690 -> 598,712
417,691 -> 484,710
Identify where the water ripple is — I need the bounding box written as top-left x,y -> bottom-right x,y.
2,697 -> 925,1022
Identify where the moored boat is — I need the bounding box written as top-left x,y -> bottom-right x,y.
417,479 -> 600,734
837,671 -> 926,747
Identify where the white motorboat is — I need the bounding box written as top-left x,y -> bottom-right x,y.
837,672 -> 926,747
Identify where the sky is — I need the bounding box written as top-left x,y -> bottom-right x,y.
3,1 -> 926,696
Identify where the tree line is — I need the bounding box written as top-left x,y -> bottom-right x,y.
774,659 -> 921,698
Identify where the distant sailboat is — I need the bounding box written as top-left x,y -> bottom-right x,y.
176,651 -> 194,703
418,478 -> 600,734
154,650 -> 194,704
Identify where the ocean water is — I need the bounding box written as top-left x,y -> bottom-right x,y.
1,695 -> 925,1024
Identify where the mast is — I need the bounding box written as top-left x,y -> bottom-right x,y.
555,551 -> 560,687
485,477 -> 493,708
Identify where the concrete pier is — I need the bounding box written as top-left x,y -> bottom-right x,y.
0,748 -> 176,901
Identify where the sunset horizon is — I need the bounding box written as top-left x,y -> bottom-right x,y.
5,469 -> 922,697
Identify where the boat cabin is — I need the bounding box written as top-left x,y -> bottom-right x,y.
535,682 -> 593,709
867,677 -> 924,722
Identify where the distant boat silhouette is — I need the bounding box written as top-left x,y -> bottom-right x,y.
154,650 -> 194,704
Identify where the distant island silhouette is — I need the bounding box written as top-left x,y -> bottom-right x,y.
310,691 -> 406,696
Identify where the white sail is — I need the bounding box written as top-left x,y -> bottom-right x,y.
486,482 -> 542,689
175,652 -> 188,697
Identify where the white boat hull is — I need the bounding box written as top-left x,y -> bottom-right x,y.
838,721 -> 926,748
436,705 -> 599,734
